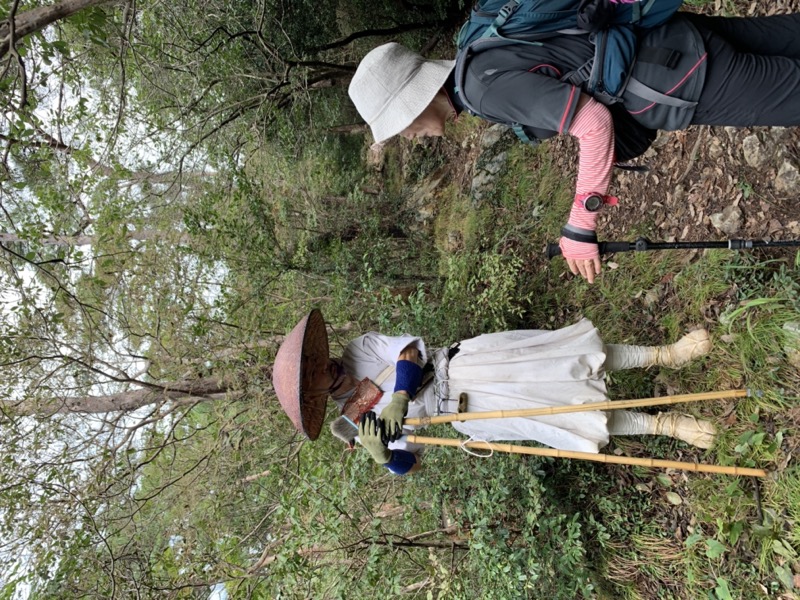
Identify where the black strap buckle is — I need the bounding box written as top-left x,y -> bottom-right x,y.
447,342 -> 461,360
564,59 -> 594,86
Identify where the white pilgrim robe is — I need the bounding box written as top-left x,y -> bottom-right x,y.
335,319 -> 610,454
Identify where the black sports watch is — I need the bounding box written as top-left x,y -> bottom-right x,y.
582,194 -> 604,212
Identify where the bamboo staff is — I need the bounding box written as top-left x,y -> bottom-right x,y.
407,435 -> 767,478
405,389 -> 750,427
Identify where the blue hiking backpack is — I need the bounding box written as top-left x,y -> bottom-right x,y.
454,0 -> 686,160
457,0 -> 684,49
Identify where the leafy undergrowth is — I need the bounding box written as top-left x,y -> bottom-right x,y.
363,112 -> 800,598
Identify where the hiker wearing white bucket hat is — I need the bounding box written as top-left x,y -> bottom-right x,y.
348,12 -> 800,284
348,43 -> 455,143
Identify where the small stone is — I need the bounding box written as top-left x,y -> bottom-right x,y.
709,205 -> 743,236
483,151 -> 507,176
775,160 -> 800,195
742,134 -> 769,168
480,124 -> 510,150
708,138 -> 724,159
481,124 -> 506,148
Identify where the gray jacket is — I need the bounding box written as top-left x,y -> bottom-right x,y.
456,15 -> 706,135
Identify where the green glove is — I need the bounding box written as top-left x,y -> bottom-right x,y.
358,412 -> 390,464
380,392 -> 409,442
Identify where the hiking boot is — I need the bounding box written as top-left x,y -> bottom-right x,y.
653,329 -> 712,368
605,329 -> 711,371
652,412 -> 717,449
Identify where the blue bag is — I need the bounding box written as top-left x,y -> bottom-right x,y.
457,0 -> 684,51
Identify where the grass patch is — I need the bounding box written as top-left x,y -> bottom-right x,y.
378,131 -> 800,598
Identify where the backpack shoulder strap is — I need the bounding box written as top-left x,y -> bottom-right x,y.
374,364 -> 395,386
480,0 -> 523,41
624,78 -> 697,109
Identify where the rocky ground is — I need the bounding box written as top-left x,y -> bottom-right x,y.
555,126 -> 800,248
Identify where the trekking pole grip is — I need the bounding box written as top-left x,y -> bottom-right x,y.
545,242 -> 562,260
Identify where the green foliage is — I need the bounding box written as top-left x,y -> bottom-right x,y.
2,1 -> 799,598
442,250 -> 532,331
389,450 -> 602,599
156,111 -> 800,599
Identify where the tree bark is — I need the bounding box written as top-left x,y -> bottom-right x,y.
0,230 -> 193,247
327,124 -> 368,135
0,0 -> 113,59
308,20 -> 453,54
9,374 -> 246,416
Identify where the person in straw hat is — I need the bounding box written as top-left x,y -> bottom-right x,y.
272,309 -> 715,475
347,11 -> 800,284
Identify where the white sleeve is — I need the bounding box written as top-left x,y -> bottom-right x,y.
345,332 -> 429,455
348,332 -> 427,364
341,332 -> 427,390
388,437 -> 425,455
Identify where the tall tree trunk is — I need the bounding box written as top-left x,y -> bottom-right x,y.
10,374 -> 245,416
1,0 -> 113,59
327,124 -> 368,135
0,230 -> 193,247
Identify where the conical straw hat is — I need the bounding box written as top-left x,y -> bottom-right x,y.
272,309 -> 329,440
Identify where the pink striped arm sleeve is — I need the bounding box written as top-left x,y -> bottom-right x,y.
558,95 -> 615,261
567,94 -> 615,195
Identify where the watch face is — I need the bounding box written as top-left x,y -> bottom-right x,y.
584,195 -> 602,212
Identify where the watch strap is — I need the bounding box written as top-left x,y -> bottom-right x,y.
575,192 -> 619,209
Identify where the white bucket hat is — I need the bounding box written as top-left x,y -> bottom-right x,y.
348,43 -> 455,143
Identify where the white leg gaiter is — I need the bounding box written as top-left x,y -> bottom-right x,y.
606,410 -> 655,436
604,344 -> 658,371
604,330 -> 711,372
606,410 -> 717,449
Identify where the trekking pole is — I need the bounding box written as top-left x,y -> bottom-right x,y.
404,389 -> 750,427
546,236 -> 800,260
405,435 -> 767,477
